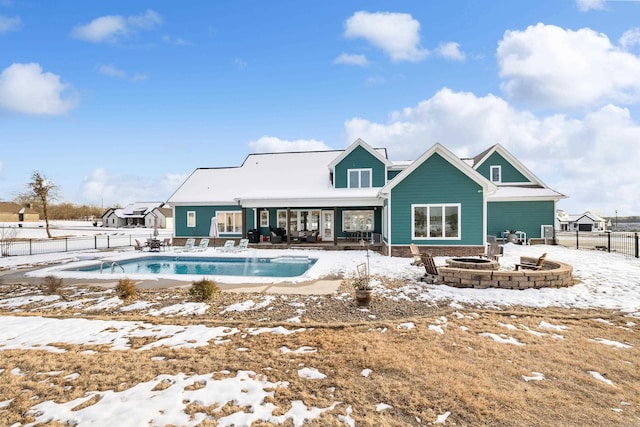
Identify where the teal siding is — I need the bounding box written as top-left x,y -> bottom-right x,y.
390,153 -> 484,245
174,205 -> 241,237
476,152 -> 528,183
487,201 -> 555,239
335,146 -> 386,188
387,170 -> 401,180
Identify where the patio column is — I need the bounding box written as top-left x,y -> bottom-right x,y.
286,207 -> 291,244
241,208 -> 247,239
333,207 -> 338,246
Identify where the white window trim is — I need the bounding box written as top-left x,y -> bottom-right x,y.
411,203 -> 461,240
187,211 -> 196,228
347,168 -> 373,188
217,211 -> 242,234
342,210 -> 374,232
490,165 -> 501,183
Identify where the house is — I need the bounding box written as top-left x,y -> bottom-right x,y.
166,139 -> 565,256
101,202 -> 165,228
0,202 -> 39,222
556,210 -> 607,232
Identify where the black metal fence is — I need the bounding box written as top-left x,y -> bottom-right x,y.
0,234 -> 135,257
556,231 -> 639,258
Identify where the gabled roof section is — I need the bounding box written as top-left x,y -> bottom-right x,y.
472,144 -> 547,187
380,143 -> 496,195
327,138 -> 391,171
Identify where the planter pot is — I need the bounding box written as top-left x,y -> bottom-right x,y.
355,289 -> 372,306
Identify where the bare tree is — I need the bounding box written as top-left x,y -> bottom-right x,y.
0,225 -> 17,257
26,171 -> 59,238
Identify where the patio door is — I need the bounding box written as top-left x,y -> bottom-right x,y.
321,210 -> 334,241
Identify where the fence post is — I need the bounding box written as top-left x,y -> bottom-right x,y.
29,239 -> 32,256
107,235 -> 110,249
635,233 -> 639,258
95,235 -> 97,250
65,237 -> 68,253
576,230 -> 579,250
607,232 -> 611,253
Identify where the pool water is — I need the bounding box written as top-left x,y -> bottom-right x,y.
71,256 -> 317,278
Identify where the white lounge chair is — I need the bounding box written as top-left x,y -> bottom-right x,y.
175,238 -> 196,252
235,238 -> 249,252
218,240 -> 236,252
194,238 -> 209,251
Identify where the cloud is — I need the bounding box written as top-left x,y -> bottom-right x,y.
80,168 -> 185,206
248,136 -> 331,153
70,9 -> 162,43
435,42 -> 465,61
96,64 -> 126,79
343,87 -> 640,214
162,35 -> 190,46
497,23 -> 640,108
0,63 -> 78,115
619,28 -> 640,50
576,0 -> 606,12
344,11 -> 428,62
95,64 -> 147,82
0,15 -> 21,33
333,53 -> 370,66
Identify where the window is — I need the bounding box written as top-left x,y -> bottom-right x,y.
342,210 -> 374,232
216,211 -> 242,233
260,210 -> 269,227
348,168 -> 372,188
187,211 -> 196,228
412,204 -> 460,239
490,165 -> 501,183
277,209 -> 321,231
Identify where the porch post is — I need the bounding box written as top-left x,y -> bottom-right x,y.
286,207 -> 291,244
333,207 -> 338,246
241,208 -> 247,239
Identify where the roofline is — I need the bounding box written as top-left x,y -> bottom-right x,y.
380,143 -> 497,195
472,143 -> 550,188
327,138 -> 391,170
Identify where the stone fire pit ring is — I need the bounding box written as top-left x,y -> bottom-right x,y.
445,257 -> 500,271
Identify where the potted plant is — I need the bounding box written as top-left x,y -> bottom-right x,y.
353,275 -> 372,306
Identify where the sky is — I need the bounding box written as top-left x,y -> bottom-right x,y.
0,0 -> 639,216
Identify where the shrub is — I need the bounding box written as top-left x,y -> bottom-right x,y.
190,279 -> 219,301
115,278 -> 137,300
43,275 -> 63,295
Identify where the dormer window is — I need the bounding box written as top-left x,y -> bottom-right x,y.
490,165 -> 501,183
348,168 -> 372,188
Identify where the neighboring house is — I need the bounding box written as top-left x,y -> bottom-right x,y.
101,202 -> 165,228
144,207 -> 173,229
166,139 -> 565,256
556,210 -> 606,232
0,202 -> 40,222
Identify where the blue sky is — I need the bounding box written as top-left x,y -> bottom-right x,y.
1,0 -> 640,216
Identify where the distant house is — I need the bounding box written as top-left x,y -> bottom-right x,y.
0,202 -> 40,222
167,139 -> 565,256
556,210 -> 606,232
101,202 -> 165,228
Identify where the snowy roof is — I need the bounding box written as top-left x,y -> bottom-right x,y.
121,202 -> 164,216
487,186 -> 566,201
167,150 -> 382,208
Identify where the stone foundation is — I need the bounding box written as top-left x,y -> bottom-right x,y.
388,245 -> 484,258
438,256 -> 574,290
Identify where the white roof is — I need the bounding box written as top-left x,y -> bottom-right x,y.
168,150 -> 382,208
487,186 -> 565,201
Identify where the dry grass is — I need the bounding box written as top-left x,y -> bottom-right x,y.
0,306 -> 638,426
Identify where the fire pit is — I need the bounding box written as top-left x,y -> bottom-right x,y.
445,257 -> 499,271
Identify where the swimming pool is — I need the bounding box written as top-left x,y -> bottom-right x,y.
67,255 -> 318,278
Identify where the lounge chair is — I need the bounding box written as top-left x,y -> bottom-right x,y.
194,238 -> 210,251
175,238 -> 196,252
515,253 -> 547,271
235,238 -> 249,252
483,242 -> 503,261
410,243 -> 423,266
419,253 -> 439,283
162,238 -> 172,249
218,240 -> 236,252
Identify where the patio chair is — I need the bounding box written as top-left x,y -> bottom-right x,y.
515,253 -> 547,271
194,238 -> 210,251
483,242 -> 503,261
218,240 -> 236,252
134,239 -> 146,251
410,243 -> 423,266
162,238 -> 172,249
419,253 -> 439,283
175,238 -> 196,252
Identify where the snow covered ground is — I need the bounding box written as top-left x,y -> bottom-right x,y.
1,224 -> 639,425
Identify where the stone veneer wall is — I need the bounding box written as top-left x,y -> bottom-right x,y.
438,256 -> 574,290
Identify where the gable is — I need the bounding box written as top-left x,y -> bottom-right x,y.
475,151 -> 529,183
334,145 -> 387,188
